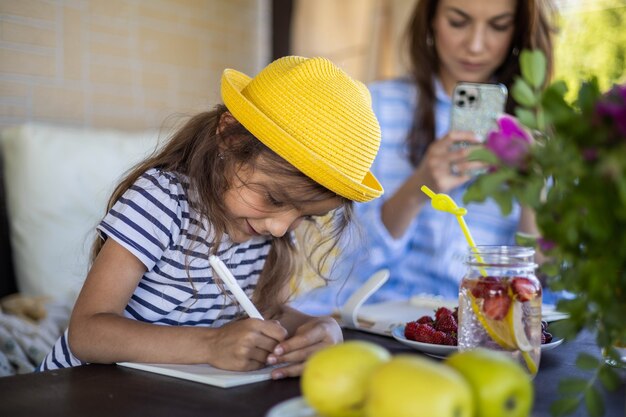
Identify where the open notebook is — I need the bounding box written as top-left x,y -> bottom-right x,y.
118,362 -> 285,388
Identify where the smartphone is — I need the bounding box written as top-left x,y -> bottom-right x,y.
450,82 -> 508,142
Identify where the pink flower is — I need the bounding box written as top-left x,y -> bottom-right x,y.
538,237 -> 556,252
595,84 -> 626,138
486,115 -> 532,168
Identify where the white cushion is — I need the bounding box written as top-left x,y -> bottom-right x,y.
1,123 -> 161,304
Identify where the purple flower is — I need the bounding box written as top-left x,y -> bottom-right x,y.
538,237 -> 556,252
486,115 -> 532,168
582,147 -> 598,161
595,84 -> 626,137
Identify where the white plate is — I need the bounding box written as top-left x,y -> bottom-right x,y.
265,397 -> 317,417
391,325 -> 564,358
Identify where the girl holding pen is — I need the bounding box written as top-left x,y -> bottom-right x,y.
38,56 -> 384,379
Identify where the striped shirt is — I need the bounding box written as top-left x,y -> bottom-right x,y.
292,78 -> 535,314
39,168 -> 272,370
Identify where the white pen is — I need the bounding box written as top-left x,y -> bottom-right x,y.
208,255 -> 264,320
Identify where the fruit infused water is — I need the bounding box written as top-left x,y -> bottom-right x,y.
458,246 -> 542,376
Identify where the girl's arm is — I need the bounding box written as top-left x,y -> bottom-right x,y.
265,305 -> 343,378
68,238 -> 287,371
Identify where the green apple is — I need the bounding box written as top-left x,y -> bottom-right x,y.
445,348 -> 533,417
301,341 -> 391,417
364,355 -> 474,417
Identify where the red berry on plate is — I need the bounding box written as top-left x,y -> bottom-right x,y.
432,331 -> 447,345
412,323 -> 436,343
435,314 -> 458,333
435,307 -> 453,321
443,333 -> 458,346
404,321 -> 419,339
416,315 -> 434,325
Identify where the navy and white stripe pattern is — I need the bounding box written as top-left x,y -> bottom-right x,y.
39,168 -> 272,370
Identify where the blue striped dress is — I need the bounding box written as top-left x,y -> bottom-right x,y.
39,168 -> 272,370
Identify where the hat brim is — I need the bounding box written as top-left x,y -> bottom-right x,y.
221,69 -> 383,203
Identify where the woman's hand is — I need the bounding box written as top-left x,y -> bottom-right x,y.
380,130 -> 487,238
266,315 -> 342,379
416,130 -> 487,194
208,319 -> 288,371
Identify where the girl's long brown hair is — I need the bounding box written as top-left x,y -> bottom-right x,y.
404,0 -> 557,165
91,105 -> 352,318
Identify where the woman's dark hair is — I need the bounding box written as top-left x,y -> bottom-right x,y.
91,105 -> 352,318
404,0 -> 556,165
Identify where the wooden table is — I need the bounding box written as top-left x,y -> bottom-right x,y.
0,329 -> 624,417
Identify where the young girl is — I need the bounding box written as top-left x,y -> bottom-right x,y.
38,56 -> 383,379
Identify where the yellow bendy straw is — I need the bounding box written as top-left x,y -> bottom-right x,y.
420,185 -> 483,267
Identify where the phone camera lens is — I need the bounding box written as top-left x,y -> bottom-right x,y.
456,100 -> 465,107
459,90 -> 466,96
468,95 -> 476,102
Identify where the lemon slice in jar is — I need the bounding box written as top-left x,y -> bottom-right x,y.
468,293 -> 516,349
469,294 -> 538,375
507,302 -> 533,351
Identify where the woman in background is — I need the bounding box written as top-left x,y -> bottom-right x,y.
294,0 -> 558,314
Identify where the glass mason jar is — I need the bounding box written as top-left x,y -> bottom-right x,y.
458,246 -> 542,376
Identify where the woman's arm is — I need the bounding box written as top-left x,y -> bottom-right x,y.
517,205 -> 546,265
68,239 -> 287,371
381,131 -> 483,238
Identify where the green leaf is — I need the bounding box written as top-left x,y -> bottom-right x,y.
520,177 -> 544,208
550,397 -> 580,416
512,78 -> 538,107
576,353 -> 600,370
598,366 -> 620,391
558,378 -> 588,394
463,182 -> 487,204
515,107 -> 537,129
492,190 -> 514,215
466,148 -> 499,164
520,49 -> 547,88
584,387 -> 604,417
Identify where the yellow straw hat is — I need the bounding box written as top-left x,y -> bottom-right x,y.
221,56 -> 383,202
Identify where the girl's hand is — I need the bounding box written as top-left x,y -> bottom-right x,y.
265,316 -> 342,379
209,318 -> 288,371
415,130 -> 486,193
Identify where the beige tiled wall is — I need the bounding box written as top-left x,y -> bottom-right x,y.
0,0 -> 270,131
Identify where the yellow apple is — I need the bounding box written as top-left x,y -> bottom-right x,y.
301,341 -> 391,417
445,348 -> 533,417
364,355 -> 474,417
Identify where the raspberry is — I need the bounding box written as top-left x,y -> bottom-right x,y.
435,314 -> 458,333
432,330 -> 447,345
411,323 -> 436,343
434,307 -> 453,321
416,315 -> 434,325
